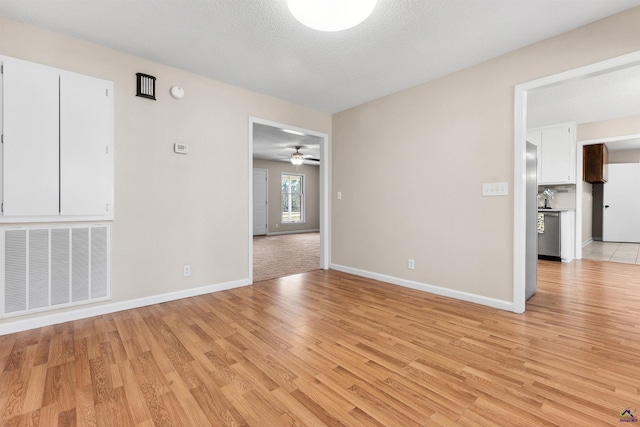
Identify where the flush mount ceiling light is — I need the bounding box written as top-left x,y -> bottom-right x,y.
287,0 -> 377,32
291,146 -> 305,165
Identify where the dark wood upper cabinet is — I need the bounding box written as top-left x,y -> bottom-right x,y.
583,143 -> 608,183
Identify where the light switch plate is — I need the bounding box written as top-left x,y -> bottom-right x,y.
482,182 -> 508,196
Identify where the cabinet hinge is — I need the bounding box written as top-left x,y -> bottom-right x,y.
1,203 -> 4,213
1,134 -> 3,144
1,64 -> 3,74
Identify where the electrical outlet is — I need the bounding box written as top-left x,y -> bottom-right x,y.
184,265 -> 191,277
408,259 -> 415,270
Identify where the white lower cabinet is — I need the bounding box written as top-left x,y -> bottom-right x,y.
560,210 -> 575,262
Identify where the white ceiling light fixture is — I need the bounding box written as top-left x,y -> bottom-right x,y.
287,0 -> 377,32
282,128 -> 305,136
291,146 -> 305,165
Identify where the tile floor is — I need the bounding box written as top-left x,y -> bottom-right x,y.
582,241 -> 640,264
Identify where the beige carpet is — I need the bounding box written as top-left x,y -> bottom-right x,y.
253,232 -> 320,282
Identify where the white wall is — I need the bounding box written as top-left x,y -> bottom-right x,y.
0,16 -> 331,331
332,7 -> 640,304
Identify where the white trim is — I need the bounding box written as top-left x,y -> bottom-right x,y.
513,50 -> 640,314
1,278 -> 250,335
267,229 -> 319,236
249,117 -> 329,284
330,264 -> 513,311
582,238 -> 593,248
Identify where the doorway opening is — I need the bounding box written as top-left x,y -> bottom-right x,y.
249,117 -> 329,283
513,50 -> 640,313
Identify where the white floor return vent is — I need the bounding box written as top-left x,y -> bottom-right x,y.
1,224 -> 111,318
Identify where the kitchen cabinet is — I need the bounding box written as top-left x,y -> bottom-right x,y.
583,143 -> 608,183
0,56 -> 114,222
527,123 -> 576,185
560,210 -> 575,262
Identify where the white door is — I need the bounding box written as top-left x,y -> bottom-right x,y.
253,169 -> 268,236
60,71 -> 113,216
2,58 -> 60,216
603,163 -> 640,243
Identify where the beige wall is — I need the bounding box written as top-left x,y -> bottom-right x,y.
332,7 -> 640,303
609,149 -> 640,163
577,114 -> 640,141
252,159 -> 320,233
0,16 -> 331,327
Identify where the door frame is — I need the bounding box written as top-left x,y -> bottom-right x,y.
513,50 -> 640,313
575,134 -> 640,257
248,117 -> 329,283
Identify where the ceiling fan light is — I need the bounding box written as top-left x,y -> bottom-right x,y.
291,151 -> 305,165
287,0 -> 377,32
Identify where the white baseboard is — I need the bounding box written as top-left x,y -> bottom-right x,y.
330,264 -> 514,311
1,278 -> 250,335
582,238 -> 593,248
266,229 -> 319,236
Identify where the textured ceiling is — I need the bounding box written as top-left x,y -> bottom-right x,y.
253,124 -> 321,164
528,65 -> 640,129
528,64 -> 640,150
1,0 -> 640,113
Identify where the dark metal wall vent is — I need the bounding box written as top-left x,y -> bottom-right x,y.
136,73 -> 156,100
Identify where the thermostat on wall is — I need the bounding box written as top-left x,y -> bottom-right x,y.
174,143 -> 189,154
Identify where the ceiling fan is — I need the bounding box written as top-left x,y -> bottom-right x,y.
278,146 -> 320,165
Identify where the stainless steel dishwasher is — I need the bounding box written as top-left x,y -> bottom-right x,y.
538,211 -> 561,260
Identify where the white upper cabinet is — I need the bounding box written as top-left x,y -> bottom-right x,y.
527,123 -> 576,185
2,58 -> 60,216
0,56 -> 114,222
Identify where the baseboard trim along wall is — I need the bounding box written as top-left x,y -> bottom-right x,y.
1,278 -> 251,335
266,229 -> 319,236
330,264 -> 514,312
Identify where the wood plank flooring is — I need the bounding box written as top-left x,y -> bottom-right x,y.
1,259 -> 640,426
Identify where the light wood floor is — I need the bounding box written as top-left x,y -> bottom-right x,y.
1,260 -> 639,426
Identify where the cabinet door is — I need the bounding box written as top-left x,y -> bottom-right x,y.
540,125 -> 575,184
60,72 -> 113,216
2,59 -> 60,216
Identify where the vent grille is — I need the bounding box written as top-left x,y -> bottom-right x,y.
5,230 -> 26,313
2,225 -> 111,318
136,73 -> 156,100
